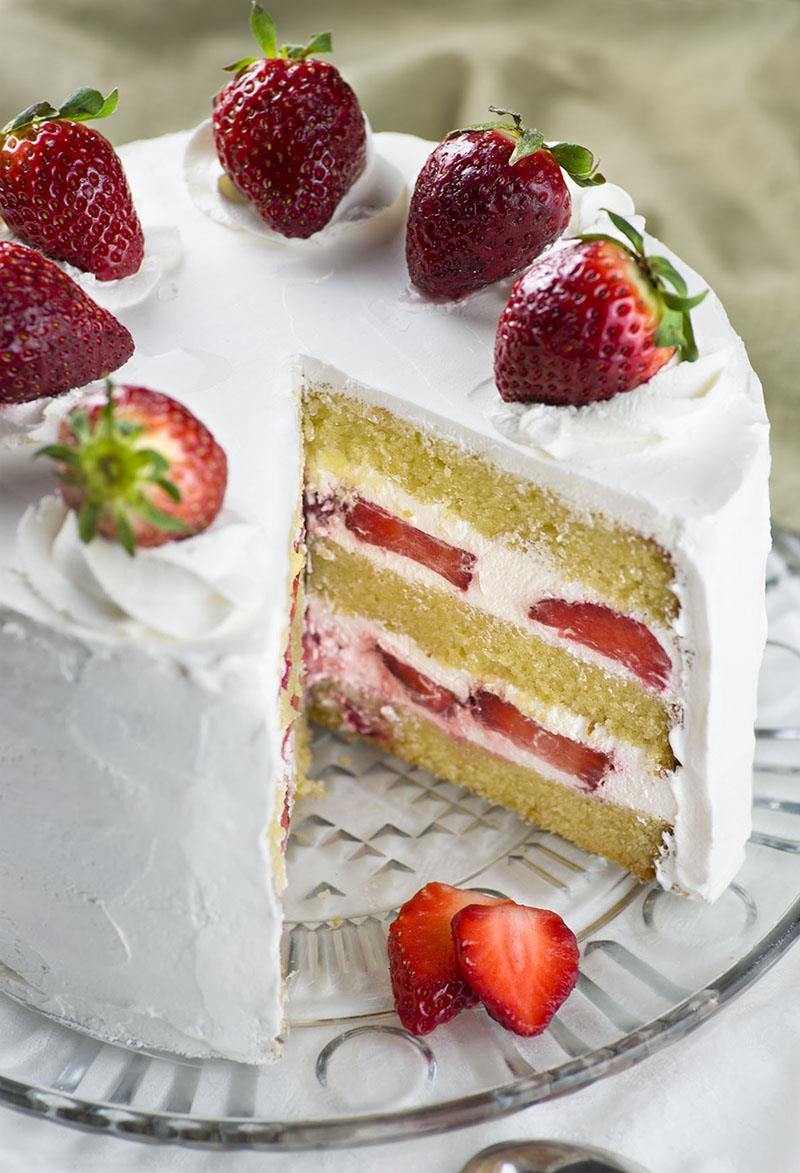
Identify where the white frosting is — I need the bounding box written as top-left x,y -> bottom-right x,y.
17,497 -> 268,641
0,128 -> 770,1062
491,346 -> 736,462
0,220 -> 183,310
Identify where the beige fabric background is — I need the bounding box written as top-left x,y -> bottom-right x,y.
2,0 -> 798,526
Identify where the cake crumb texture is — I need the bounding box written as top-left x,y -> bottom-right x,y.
309,536 -> 677,771
309,683 -> 669,881
304,388 -> 678,624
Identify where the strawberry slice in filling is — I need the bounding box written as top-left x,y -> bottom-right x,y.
378,645 -> 460,716
342,497 -> 477,590
471,688 -> 611,790
528,598 -> 671,691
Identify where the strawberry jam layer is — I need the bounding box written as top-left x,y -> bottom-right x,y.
305,604 -> 616,796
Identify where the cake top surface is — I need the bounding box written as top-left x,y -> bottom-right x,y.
0,128 -> 769,650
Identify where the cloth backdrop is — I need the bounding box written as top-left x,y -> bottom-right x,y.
1,0 -> 798,526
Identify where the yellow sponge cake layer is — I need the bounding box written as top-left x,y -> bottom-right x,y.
309,537 -> 676,771
304,389 -> 678,624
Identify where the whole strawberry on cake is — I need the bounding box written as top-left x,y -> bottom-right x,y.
0,1 -> 770,1066
0,88 -> 144,280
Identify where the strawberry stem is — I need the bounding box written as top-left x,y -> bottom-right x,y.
36,386 -> 185,557
447,107 -> 604,185
224,3 -> 332,72
2,88 -> 118,136
578,211 -> 707,362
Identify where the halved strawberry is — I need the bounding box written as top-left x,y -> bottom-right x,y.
529,598 -> 671,691
471,688 -> 610,789
378,646 -> 459,716
345,497 -> 476,591
452,902 -> 579,1037
388,882 -> 501,1035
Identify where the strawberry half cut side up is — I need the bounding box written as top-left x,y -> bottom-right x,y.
406,105 -> 604,301
212,4 -> 367,239
452,902 -> 580,1037
344,496 -> 477,591
529,598 -> 672,691
494,209 -> 707,406
0,241 -> 133,405
471,688 -> 611,790
378,645 -> 460,716
0,87 -> 144,281
38,383 -> 227,555
388,882 -> 502,1035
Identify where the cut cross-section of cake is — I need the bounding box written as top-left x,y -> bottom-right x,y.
0,122 -> 770,1064
301,347 -> 769,896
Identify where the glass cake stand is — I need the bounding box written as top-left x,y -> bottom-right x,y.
1,532 -> 799,1152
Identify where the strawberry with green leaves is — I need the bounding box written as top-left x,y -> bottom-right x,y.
0,88 -> 144,281
406,107 -> 603,300
213,4 -> 367,239
39,384 -> 227,555
494,210 -> 707,406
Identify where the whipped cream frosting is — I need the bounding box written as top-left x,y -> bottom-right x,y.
17,496 -> 267,641
490,346 -> 737,462
0,128 -> 771,1063
0,220 -> 183,311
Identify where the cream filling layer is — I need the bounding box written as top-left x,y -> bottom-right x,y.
306,466 -> 682,698
306,599 -> 677,823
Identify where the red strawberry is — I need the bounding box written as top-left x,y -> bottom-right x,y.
213,5 -> 366,239
452,902 -> 579,1037
0,242 -> 133,405
345,497 -> 476,590
38,384 -> 227,554
529,598 -> 671,691
495,210 -> 707,405
406,107 -> 603,301
0,88 -> 144,282
471,688 -> 611,790
378,646 -> 459,716
388,883 -> 501,1035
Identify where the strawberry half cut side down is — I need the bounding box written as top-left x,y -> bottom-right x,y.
452,902 -> 580,1037
388,882 -> 503,1035
38,383 -> 227,555
0,88 -> 145,281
